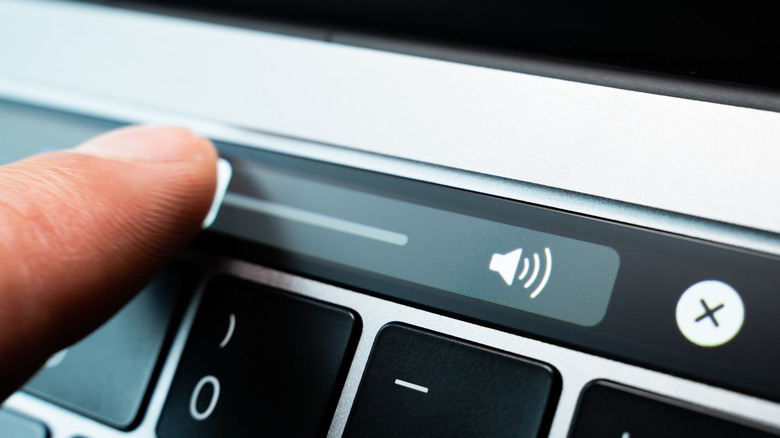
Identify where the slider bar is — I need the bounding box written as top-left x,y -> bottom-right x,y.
222,192 -> 409,246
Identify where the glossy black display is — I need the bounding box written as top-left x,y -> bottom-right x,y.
205,141 -> 780,405
3,97 -> 780,408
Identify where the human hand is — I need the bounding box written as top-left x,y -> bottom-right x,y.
0,125 -> 218,400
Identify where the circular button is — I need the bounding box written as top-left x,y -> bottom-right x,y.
676,280 -> 744,347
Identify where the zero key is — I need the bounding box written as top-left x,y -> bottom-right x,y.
157,275 -> 358,437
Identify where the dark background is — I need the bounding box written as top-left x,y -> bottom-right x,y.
105,0 -> 780,90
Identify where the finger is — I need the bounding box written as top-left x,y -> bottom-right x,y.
0,125 -> 218,399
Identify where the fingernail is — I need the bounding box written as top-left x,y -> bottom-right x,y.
73,125 -> 212,162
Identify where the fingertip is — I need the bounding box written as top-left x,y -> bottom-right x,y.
74,125 -> 217,163
0,125 -> 222,399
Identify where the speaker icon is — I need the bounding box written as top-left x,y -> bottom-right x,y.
489,247 -> 553,298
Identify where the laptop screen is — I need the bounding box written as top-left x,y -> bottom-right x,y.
1,1 -> 779,437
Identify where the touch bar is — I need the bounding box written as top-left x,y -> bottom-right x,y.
211,155 -> 620,327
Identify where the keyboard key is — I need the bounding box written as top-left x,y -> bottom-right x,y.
343,324 -> 558,438
24,265 -> 189,428
570,381 -> 779,437
0,410 -> 48,438
157,275 -> 357,437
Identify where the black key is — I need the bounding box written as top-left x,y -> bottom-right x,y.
157,275 -> 358,437
570,381 -> 779,437
344,324 -> 558,438
24,266 -> 188,428
0,410 -> 48,438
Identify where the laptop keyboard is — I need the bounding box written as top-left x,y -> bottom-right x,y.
8,264 -> 780,437
1,98 -> 780,437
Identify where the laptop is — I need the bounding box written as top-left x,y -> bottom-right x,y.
1,0 -> 779,436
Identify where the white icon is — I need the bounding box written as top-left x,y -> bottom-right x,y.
190,375 -> 221,421
219,313 -> 236,349
676,280 -> 744,347
45,349 -> 69,368
621,433 -> 631,438
394,378 -> 429,394
489,247 -> 552,298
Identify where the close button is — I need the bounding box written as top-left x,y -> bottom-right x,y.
676,280 -> 744,347
343,324 -> 558,438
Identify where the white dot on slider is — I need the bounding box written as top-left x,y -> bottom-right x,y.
201,158 -> 233,229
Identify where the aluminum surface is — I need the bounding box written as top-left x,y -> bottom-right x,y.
1,0 -> 780,235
